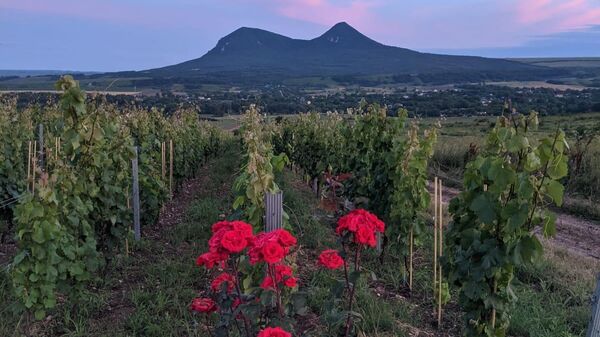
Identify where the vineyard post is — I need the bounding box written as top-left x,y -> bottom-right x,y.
484,183 -> 496,329
32,141 -> 37,194
409,228 -> 414,291
55,137 -> 60,162
437,178 -> 443,327
132,146 -> 141,241
27,141 -> 32,192
161,141 -> 166,180
264,192 -> 283,232
169,140 -> 173,199
433,176 -> 438,314
38,124 -> 44,171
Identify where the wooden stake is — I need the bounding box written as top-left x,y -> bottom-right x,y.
32,141 -> 37,194
27,141 -> 32,191
132,146 -> 141,241
491,279 -> 497,328
482,184 -> 495,329
161,141 -> 166,180
169,140 -> 173,198
433,176 -> 438,311
438,179 -> 443,327
409,228 -> 414,291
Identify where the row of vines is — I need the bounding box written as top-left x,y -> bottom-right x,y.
260,105 -> 567,337
0,76 -> 229,319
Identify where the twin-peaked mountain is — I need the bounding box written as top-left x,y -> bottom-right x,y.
137,22 -> 555,84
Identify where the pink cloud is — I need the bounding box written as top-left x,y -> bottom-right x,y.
515,0 -> 600,30
270,0 -> 380,30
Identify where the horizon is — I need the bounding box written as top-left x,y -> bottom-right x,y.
2,0 -> 600,72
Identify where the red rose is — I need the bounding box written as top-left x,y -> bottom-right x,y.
275,264 -> 297,288
283,275 -> 298,287
257,327 -> 292,337
196,251 -> 227,269
190,297 -> 217,313
354,225 -> 376,247
211,272 -> 236,293
335,209 -> 384,247
260,275 -> 275,290
318,249 -> 344,270
262,242 -> 285,264
221,230 -> 248,253
248,230 -> 296,264
273,229 -> 297,247
211,220 -> 231,233
208,221 -> 254,254
261,264 -> 297,290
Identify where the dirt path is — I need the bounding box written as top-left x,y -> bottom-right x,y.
85,159 -> 229,335
431,184 -> 600,260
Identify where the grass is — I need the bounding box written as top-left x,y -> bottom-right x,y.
511,245 -> 600,337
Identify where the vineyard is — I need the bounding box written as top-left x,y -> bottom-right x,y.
0,77 -> 599,337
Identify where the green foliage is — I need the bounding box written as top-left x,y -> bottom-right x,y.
443,112 -> 569,337
273,105 -> 438,286
0,99 -> 33,230
6,76 -> 228,320
12,76 -> 133,318
233,105 -> 288,229
344,104 -> 398,216
388,112 -> 438,271
273,112 -> 347,181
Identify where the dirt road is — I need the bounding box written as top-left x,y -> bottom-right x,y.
433,185 -> 600,260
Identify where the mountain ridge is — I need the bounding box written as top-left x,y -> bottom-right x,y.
133,22 -> 560,86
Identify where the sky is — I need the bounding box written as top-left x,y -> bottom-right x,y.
2,0 -> 600,71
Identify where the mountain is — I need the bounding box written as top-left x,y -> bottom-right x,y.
142,22 -> 557,84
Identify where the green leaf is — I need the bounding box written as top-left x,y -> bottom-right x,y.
545,180 -> 564,206
470,194 -> 496,225
232,195 -> 245,210
542,212 -> 557,237
13,251 -> 26,265
32,227 -> 46,244
513,236 -> 543,266
547,157 -> 568,180
525,152 -> 541,172
34,309 -> 46,320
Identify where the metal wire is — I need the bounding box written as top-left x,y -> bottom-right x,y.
0,193 -> 26,209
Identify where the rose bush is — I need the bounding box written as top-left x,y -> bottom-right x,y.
190,221 -> 305,337
318,250 -> 344,270
318,209 -> 385,337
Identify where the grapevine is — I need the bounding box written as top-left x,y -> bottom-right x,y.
443,111 -> 569,336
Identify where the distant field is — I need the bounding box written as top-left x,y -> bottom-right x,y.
512,57 -> 600,68
485,80 -> 587,90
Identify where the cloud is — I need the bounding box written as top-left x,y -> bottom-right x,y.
514,0 -> 600,31
274,0 -> 379,28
